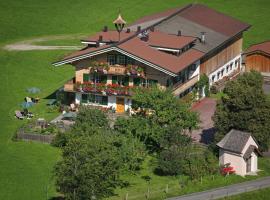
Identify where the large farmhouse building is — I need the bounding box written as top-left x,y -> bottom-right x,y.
53,4 -> 250,113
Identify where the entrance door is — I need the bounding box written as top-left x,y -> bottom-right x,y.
116,97 -> 125,113
246,157 -> 252,173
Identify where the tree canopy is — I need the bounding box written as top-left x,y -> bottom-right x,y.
115,86 -> 199,152
213,71 -> 270,150
54,134 -> 121,200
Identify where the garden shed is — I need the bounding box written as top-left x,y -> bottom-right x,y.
217,129 -> 261,176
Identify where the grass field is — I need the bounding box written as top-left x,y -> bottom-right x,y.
1,0 -> 270,199
220,187 -> 270,200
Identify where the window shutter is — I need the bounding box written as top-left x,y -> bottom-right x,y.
112,76 -> 118,84
123,76 -> 129,86
101,75 -> 107,84
83,74 -> 89,82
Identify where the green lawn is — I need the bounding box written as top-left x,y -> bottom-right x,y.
105,157 -> 270,200
1,0 -> 270,199
219,188 -> 270,200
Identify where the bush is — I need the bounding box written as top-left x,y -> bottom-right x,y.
210,85 -> 218,94
51,131 -> 72,147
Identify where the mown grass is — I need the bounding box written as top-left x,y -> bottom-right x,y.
1,0 -> 270,199
106,157 -> 270,200
220,188 -> 270,200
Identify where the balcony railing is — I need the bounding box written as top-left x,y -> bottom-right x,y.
172,75 -> 199,96
90,63 -> 145,77
75,82 -> 135,96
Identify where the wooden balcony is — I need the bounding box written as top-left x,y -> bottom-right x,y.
172,75 -> 199,96
107,65 -> 126,75
90,64 -> 145,77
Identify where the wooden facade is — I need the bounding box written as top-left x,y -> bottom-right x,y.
245,53 -> 270,73
200,36 -> 243,75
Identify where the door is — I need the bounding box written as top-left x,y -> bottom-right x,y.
116,97 -> 125,113
246,157 -> 252,173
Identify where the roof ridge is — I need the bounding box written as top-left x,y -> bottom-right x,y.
115,4 -> 193,47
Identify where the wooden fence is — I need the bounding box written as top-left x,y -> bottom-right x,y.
16,131 -> 55,144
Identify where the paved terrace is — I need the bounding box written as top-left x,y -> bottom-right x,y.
191,98 -> 217,144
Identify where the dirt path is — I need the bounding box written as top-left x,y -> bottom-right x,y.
191,98 -> 217,144
3,35 -> 83,51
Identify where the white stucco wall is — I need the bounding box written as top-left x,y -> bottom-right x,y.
241,136 -> 258,154
251,152 -> 258,172
190,61 -> 200,79
221,150 -> 246,176
108,96 -> 116,109
209,54 -> 241,86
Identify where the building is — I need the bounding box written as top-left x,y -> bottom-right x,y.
53,4 -> 250,113
217,129 -> 261,176
243,41 -> 270,75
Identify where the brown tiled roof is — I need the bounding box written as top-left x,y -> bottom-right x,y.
63,44 -> 110,60
147,31 -> 196,49
245,41 -> 270,56
130,7 -> 182,26
217,129 -> 251,154
118,37 -> 204,74
82,30 -> 135,43
179,4 -> 250,37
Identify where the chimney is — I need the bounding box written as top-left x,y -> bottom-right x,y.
126,28 -> 131,33
177,30 -> 181,36
150,27 -> 155,32
96,41 -> 100,47
141,35 -> 149,42
103,26 -> 108,32
137,26 -> 141,32
200,32 -> 206,43
98,35 -> 103,41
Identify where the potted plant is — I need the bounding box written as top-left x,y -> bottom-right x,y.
137,67 -> 144,76
126,65 -> 132,76
130,65 -> 137,76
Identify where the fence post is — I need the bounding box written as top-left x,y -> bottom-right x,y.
125,192 -> 128,200
165,184 -> 169,193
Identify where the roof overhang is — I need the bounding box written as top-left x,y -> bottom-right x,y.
52,46 -> 178,77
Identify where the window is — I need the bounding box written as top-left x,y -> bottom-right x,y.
221,69 -> 224,77
83,73 -> 89,82
148,79 -> 158,86
107,54 -> 116,65
82,94 -> 88,103
212,75 -> 215,82
118,55 -> 126,65
95,95 -> 108,105
100,75 -> 107,84
126,57 -> 135,65
226,65 -> 229,73
230,63 -> 233,70
112,76 -> 118,84
217,72 -> 220,79
111,76 -> 129,86
166,78 -> 173,87
123,76 -> 129,86
92,74 -> 107,83
82,94 -> 108,105
133,78 -> 142,86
